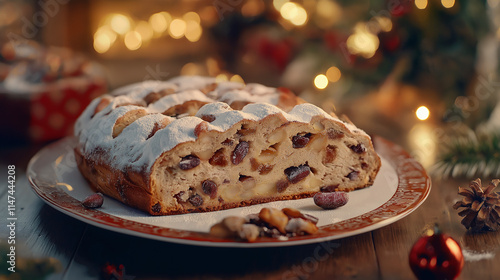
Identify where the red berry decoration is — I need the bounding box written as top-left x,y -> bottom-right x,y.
409,225 -> 464,280
82,193 -> 104,208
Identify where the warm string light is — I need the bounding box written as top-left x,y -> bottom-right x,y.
313,66 -> 342,89
346,22 -> 380,59
314,74 -> 328,89
273,0 -> 307,26
93,11 -> 203,53
416,106 -> 430,121
441,0 -> 456,8
415,0 -> 428,9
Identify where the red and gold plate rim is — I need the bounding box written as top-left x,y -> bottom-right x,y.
28,136 -> 431,247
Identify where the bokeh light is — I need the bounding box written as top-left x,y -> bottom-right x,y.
110,14 -> 131,35
416,106 -> 430,120
230,74 -> 245,84
346,23 -> 380,59
314,74 -> 328,89
215,73 -> 229,82
183,12 -> 200,24
273,0 -> 289,10
93,33 -> 111,54
169,19 -> 186,39
135,21 -> 154,42
124,31 -> 142,50
326,66 -> 341,83
280,2 -> 308,26
415,0 -> 428,9
242,0 -> 265,17
149,12 -> 171,35
185,20 -> 202,42
442,0 -> 455,8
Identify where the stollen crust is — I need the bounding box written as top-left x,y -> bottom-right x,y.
74,76 -> 381,215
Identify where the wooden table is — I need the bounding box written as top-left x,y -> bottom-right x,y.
1,131 -> 500,280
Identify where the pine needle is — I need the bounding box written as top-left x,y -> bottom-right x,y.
431,130 -> 500,178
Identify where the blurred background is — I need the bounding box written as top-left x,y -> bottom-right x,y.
1,0 -> 500,177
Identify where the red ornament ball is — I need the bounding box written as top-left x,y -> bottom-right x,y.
409,227 -> 464,280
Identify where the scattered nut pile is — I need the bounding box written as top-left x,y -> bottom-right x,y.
209,207 -> 319,242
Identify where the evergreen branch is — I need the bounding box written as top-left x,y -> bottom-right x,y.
431,131 -> 500,178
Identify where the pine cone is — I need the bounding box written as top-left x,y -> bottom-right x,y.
453,178 -> 500,231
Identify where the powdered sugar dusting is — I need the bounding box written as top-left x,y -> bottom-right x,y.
75,76 -> 368,171
148,90 -> 215,113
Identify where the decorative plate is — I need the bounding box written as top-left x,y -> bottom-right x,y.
28,136 -> 431,247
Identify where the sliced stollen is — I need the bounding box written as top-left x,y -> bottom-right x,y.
74,76 -> 381,215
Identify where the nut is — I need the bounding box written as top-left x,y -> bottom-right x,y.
285,218 -> 318,235
259,207 -> 289,234
282,208 -> 319,225
209,216 -> 246,239
239,224 -> 260,242
223,216 -> 246,232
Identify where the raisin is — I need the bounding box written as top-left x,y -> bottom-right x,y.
350,143 -> 366,154
151,202 -> 161,213
323,145 -> 337,164
320,184 -> 340,192
231,141 -> 249,165
173,191 -> 186,203
361,162 -> 369,169
188,194 -> 203,207
284,165 -> 311,184
209,149 -> 228,166
276,179 -> 290,193
292,133 -> 311,148
200,114 -> 216,122
327,129 -> 344,140
346,170 -> 360,180
179,155 -> 200,170
202,180 -> 218,199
